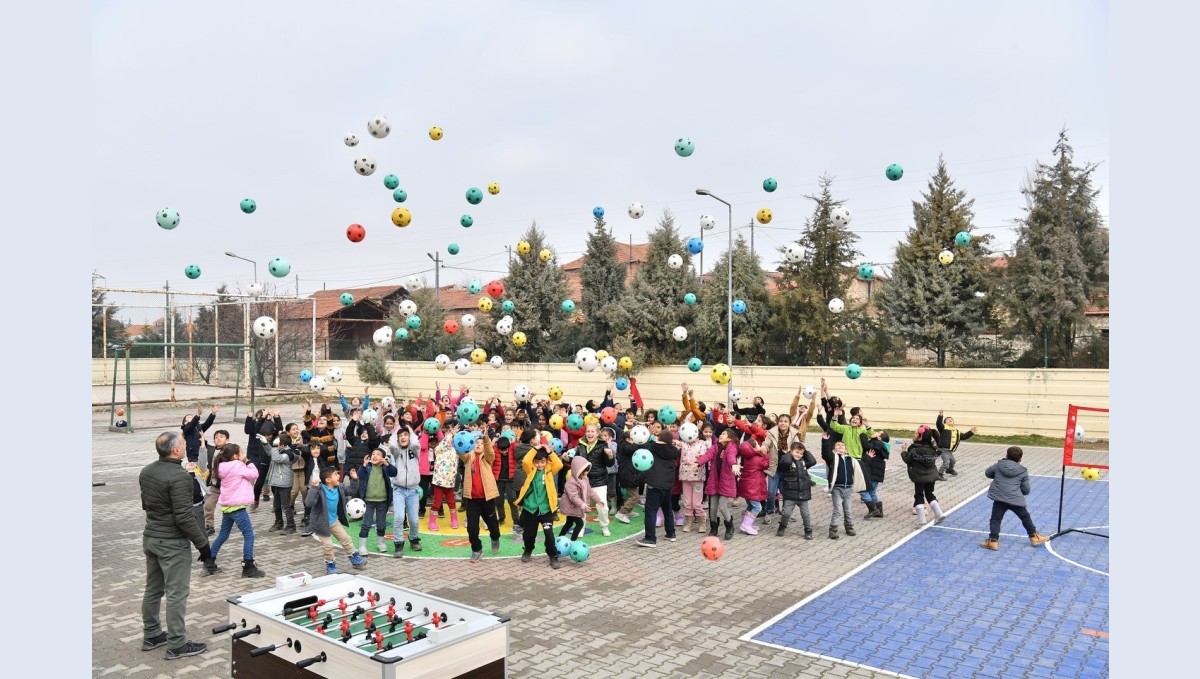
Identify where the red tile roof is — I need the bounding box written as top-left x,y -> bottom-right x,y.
561,242 -> 651,271
285,285 -> 405,320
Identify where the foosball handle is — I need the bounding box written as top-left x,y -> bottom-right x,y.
297,652 -> 327,669
250,644 -> 279,658
232,625 -> 262,640
212,623 -> 238,634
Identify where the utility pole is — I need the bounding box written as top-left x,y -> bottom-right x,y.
505,245 -> 512,267
749,217 -> 756,260
426,252 -> 441,305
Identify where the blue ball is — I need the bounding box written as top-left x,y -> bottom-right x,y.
614,377 -> 629,391
406,315 -> 422,330
448,243 -> 460,255
763,177 -> 778,192
555,536 -> 573,556
845,363 -> 863,380
460,214 -> 474,228
566,413 -> 584,431
551,438 -> 564,453
239,198 -> 256,214
268,257 -> 291,278
457,402 -> 480,424
453,430 -> 477,453
501,300 -> 515,313
732,300 -> 747,315
569,541 -> 590,562
886,164 -> 904,181
395,328 -> 409,341
684,292 -> 697,305
466,187 -> 483,205
687,357 -> 702,372
674,137 -> 695,157
955,231 -> 972,246
632,449 -> 653,472
658,406 -> 678,425
392,189 -> 408,203
593,206 -> 605,219
339,293 -> 354,306
383,174 -> 399,190
183,264 -> 201,279
687,237 -> 704,255
299,370 -> 313,383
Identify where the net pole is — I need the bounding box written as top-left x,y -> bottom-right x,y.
1057,463 -> 1066,535
125,347 -> 133,431
214,304 -> 220,382
233,348 -> 241,421
110,350 -> 119,427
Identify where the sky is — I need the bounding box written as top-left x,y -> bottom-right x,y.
91,0 -> 1108,323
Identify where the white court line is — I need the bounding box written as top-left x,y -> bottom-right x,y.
1031,474 -> 1109,482
932,525 -> 1026,539
1045,538 -> 1109,577
747,638 -> 920,679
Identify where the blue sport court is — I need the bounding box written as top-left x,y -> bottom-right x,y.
745,476 -> 1109,678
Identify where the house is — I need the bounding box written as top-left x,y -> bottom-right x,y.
281,285 -> 410,360
560,242 -> 653,301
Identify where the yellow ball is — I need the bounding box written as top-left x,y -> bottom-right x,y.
756,208 -> 772,225
1080,467 -> 1101,481
618,356 -> 633,371
539,248 -> 552,262
429,126 -> 444,140
548,386 -> 564,401
487,182 -> 500,195
595,349 -> 609,362
477,297 -> 493,312
391,207 -> 412,227
470,348 -> 488,364
938,250 -> 955,265
549,414 -> 564,430
516,240 -> 531,255
583,414 -> 599,428
711,362 -> 731,385
512,331 -> 527,347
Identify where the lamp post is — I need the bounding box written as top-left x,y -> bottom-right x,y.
426,252 -> 441,305
700,219 -> 715,276
695,189 -> 733,397
224,251 -> 257,392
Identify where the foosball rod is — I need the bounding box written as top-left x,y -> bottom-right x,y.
250,638 -> 294,657
351,615 -> 443,650
282,588 -> 371,616
287,598 -> 405,630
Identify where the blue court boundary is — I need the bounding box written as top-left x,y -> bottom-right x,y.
743,476 -> 1108,678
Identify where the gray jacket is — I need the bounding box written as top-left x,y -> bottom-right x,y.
139,458 -> 209,549
985,459 -> 1031,507
389,439 -> 422,488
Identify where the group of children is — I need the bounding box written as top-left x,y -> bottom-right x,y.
176,375 -> 1048,575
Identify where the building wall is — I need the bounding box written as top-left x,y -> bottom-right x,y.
95,359 -> 1108,438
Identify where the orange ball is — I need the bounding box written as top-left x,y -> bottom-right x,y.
700,536 -> 724,561
600,407 -> 617,424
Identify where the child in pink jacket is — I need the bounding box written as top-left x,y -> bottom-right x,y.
559,456 -> 600,543
677,434 -> 709,533
204,443 -> 265,578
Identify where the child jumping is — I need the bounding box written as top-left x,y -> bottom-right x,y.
901,427 -> 946,526
304,467 -> 367,574
935,410 -> 977,480
515,447 -> 564,569
558,456 -> 594,542
980,446 -> 1049,550
428,423 -> 460,531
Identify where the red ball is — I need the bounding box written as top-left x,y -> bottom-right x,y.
700,536 -> 724,561
443,319 -> 460,335
600,407 -> 617,424
486,280 -> 505,298
346,223 -> 366,243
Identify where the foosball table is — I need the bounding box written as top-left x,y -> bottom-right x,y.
213,573 -> 510,678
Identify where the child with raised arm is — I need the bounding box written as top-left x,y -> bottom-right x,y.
305,467 -> 367,574
935,409 -> 977,480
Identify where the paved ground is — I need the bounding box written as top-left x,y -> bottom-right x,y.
91,404 -> 1100,678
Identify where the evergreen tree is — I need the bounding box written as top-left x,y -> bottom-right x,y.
695,235 -> 771,365
356,346 -> 397,397
877,156 -> 994,367
766,175 -> 860,365
578,216 -> 627,347
608,209 -> 697,365
386,286 -> 462,362
91,289 -> 127,357
1003,129 -> 1109,368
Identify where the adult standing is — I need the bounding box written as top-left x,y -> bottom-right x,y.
140,431 -> 211,660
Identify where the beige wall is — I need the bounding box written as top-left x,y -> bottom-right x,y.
94,359 -> 1108,439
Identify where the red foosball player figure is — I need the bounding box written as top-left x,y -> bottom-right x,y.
432,611 -> 440,629
404,620 -> 414,642
309,606 -> 319,624
387,604 -> 396,622
365,612 -> 374,630
340,618 -> 351,638
316,625 -> 325,636
375,629 -> 384,651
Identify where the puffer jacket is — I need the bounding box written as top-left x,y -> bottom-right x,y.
860,438 -> 889,484
575,437 -> 610,487
431,439 -> 459,488
736,441 -> 768,502
985,459 -> 1031,506
182,412 -> 215,461
901,442 -> 941,484
777,448 -> 818,502
616,441 -> 646,489
215,458 -> 259,506
139,458 -> 209,548
266,444 -> 297,487
643,438 -> 680,490
697,440 -> 739,498
514,448 -> 563,514
677,439 -> 709,482
244,414 -> 283,464
558,456 -> 593,518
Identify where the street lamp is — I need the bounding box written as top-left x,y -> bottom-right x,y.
699,219 -> 715,276
695,189 -> 733,397
225,251 -> 257,282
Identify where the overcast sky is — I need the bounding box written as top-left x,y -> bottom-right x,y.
91,1 -> 1108,323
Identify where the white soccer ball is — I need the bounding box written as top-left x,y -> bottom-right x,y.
672,326 -> 688,342
246,282 -> 264,297
367,115 -> 390,139
399,300 -> 418,317
828,298 -> 845,314
699,214 -> 716,230
802,385 -> 817,399
489,355 -> 504,369
1075,426 -> 1085,442
345,497 -> 366,521
461,313 -> 476,329
360,409 -> 378,424
729,389 -> 742,403
630,425 -> 651,445
434,354 -> 451,370
459,395 -> 477,407
354,155 -> 377,176
513,384 -> 531,401
599,356 -> 618,374
381,396 -> 395,409
252,316 -> 277,339
575,348 -> 599,372
784,242 -> 806,263
406,276 -> 422,290
679,422 -> 699,443
667,254 -> 684,269
326,367 -> 343,382
628,202 -> 645,219
309,376 -> 327,392
344,132 -> 360,147
495,317 -> 513,335
373,326 -> 393,346
831,206 -> 852,226
454,358 -> 472,375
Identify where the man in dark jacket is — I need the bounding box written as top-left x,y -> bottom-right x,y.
637,430 -> 680,547
140,432 -> 211,660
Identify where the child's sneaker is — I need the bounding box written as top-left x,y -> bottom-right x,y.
349,553 -> 366,569
393,542 -> 404,558
325,561 -> 338,574
549,555 -> 561,569
520,551 -> 532,563
614,513 -> 630,524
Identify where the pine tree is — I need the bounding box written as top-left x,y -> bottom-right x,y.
386,286 -> 462,362
91,289 -> 127,357
473,222 -> 573,362
578,216 -> 627,347
1003,129 -> 1108,368
607,209 -> 697,365
877,156 -> 994,367
356,346 -> 397,397
695,235 -> 771,365
766,175 -> 860,365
